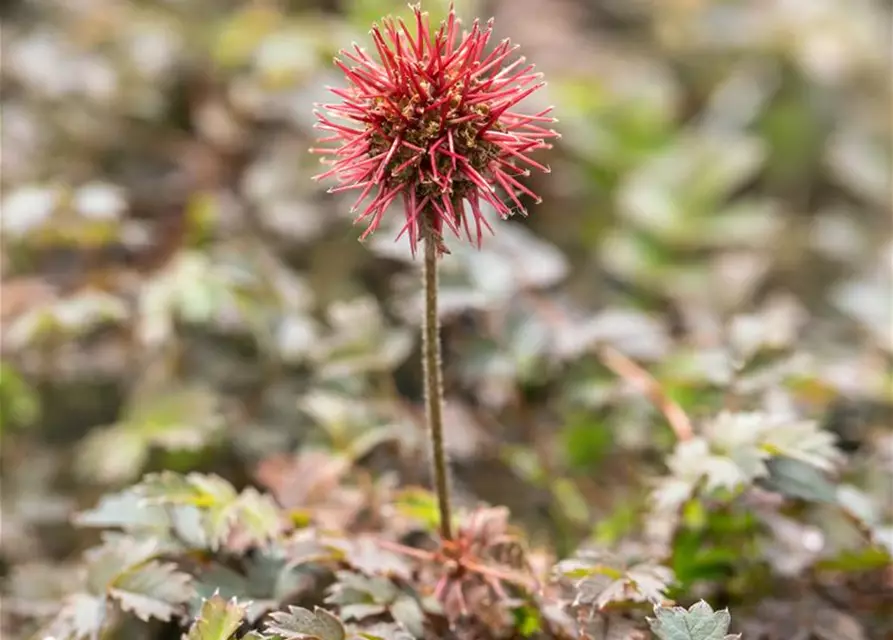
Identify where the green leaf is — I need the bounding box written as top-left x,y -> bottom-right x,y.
0,363 -> 40,431
562,416 -> 613,469
264,605 -> 346,640
108,560 -> 194,622
185,593 -> 247,640
648,600 -> 740,640
512,604 -> 543,637
759,456 -> 838,503
817,546 -> 892,573
393,487 -> 442,531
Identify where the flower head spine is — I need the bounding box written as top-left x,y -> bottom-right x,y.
312,2 -> 558,256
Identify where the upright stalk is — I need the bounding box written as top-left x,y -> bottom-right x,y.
422,230 -> 453,542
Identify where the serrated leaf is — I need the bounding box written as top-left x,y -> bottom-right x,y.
656,438 -> 756,509
192,546 -> 318,623
135,472 -> 280,550
74,489 -> 170,533
701,415 -> 771,486
135,471 -> 237,507
191,567 -> 276,624
658,412 -> 842,507
708,411 -> 841,474
38,593 -> 107,640
758,419 -> 841,472
648,600 -> 740,640
325,570 -> 399,607
264,605 -> 346,640
138,471 -> 238,507
671,438 -> 756,491
558,551 -> 674,610
227,487 -> 284,550
84,536 -> 164,594
108,560 -> 193,621
186,593 -> 247,640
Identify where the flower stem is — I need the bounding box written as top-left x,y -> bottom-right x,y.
422,231 -> 453,542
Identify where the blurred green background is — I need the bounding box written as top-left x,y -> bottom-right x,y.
1,0 -> 891,637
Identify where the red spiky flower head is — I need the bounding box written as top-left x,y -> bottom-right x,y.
312,2 -> 557,256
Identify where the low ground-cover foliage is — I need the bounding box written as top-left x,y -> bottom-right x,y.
2,0 -> 890,639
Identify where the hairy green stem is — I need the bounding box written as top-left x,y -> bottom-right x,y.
422,232 -> 453,541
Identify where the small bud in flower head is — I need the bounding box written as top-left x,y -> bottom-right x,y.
312,2 -> 557,257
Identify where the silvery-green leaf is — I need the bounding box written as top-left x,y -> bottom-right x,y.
109,560 -> 193,622
264,605 -> 346,640
185,593 -> 247,640
648,600 -> 740,640
760,457 -> 837,503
